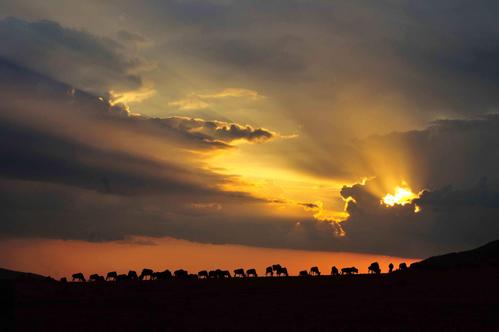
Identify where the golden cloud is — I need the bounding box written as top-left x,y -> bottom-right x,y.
168,88 -> 265,110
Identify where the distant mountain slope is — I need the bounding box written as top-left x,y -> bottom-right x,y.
411,240 -> 499,269
0,268 -> 46,280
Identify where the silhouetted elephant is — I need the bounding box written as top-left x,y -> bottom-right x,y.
72,273 -> 86,282
331,266 -> 339,276
277,266 -> 288,276
140,268 -> 154,280
299,270 -> 309,276
198,270 -> 209,279
174,269 -> 188,278
310,266 -> 321,276
341,267 -> 358,275
234,268 -> 246,277
389,263 -> 394,273
368,262 -> 381,274
246,268 -> 258,277
128,270 -> 138,280
265,266 -> 273,276
399,263 -> 408,271
208,270 -> 217,278
60,277 -> 67,283
272,264 -> 282,275
106,271 -> 118,281
222,270 -> 231,278
188,274 -> 198,279
116,274 -> 129,281
89,274 -> 105,282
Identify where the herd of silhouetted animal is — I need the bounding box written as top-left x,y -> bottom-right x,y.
63,262 -> 409,283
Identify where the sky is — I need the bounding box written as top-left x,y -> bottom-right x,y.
0,0 -> 498,276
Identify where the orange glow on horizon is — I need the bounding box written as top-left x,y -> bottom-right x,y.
0,237 -> 419,279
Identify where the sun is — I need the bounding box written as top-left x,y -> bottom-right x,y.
381,182 -> 418,206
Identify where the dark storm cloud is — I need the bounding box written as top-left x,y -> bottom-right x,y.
359,115 -> 499,189
0,58 -> 276,150
325,115 -> 499,257
0,17 -> 148,94
0,120 -> 220,196
160,117 -> 275,143
0,59 -> 290,245
0,177 -> 342,249
0,58 -> 277,202
337,178 -> 499,257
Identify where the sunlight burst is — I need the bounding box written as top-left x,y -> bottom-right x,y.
381,183 -> 418,207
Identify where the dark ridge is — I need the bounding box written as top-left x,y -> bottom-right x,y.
411,240 -> 499,270
0,267 -> 46,281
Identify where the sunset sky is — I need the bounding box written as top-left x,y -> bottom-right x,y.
0,1 -> 498,278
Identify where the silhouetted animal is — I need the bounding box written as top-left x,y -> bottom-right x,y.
399,263 -> 408,271
198,270 -> 209,279
174,269 -> 188,278
155,269 -> 172,280
234,268 -> 246,277
276,266 -> 288,276
140,268 -> 154,280
208,270 -> 217,278
331,266 -> 339,276
265,266 -> 273,276
388,263 -> 394,273
310,266 -> 321,276
188,274 -> 198,279
128,270 -> 138,280
72,273 -> 86,282
341,267 -> 358,275
368,262 -> 381,274
60,277 -> 67,283
299,270 -> 309,276
106,271 -> 118,281
246,268 -> 257,277
89,274 -> 105,282
116,274 -> 129,281
213,269 -> 223,278
272,264 -> 282,275
222,270 -> 231,278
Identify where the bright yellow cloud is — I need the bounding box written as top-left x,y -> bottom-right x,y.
198,88 -> 265,100
109,86 -> 156,106
168,88 -> 264,110
207,147 -> 349,227
381,181 -> 420,208
168,99 -> 210,110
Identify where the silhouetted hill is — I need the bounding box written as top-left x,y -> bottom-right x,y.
411,240 -> 499,269
0,267 -> 46,281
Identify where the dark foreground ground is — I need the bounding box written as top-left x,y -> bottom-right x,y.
3,268 -> 499,331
